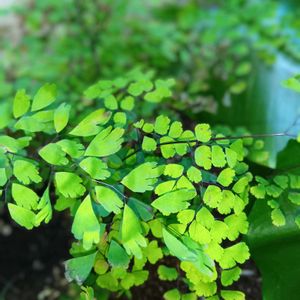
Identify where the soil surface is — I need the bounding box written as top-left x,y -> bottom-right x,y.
0,207 -> 262,300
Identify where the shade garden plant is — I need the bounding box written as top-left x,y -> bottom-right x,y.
1,1 -> 300,300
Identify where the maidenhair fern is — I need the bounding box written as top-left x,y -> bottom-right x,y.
1,71 -> 298,300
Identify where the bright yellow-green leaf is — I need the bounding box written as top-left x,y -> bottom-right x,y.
69,109 -> 111,137
195,124 -> 211,143
12,183 -> 39,210
195,145 -> 211,170
79,157 -> 110,180
13,89 -> 30,118
71,195 -> 102,250
55,172 -> 86,198
85,126 -> 124,157
13,160 -> 42,185
31,83 -> 57,111
54,103 -> 71,133
8,203 -> 36,230
95,186 -> 123,214
121,204 -> 147,258
121,162 -> 160,193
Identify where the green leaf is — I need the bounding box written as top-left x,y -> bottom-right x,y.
113,112 -> 127,126
104,95 -> 118,110
35,187 -> 52,225
220,290 -> 245,300
142,122 -> 154,133
217,168 -> 235,187
295,215 -> 300,228
0,168 -> 8,186
79,157 -> 110,180
65,251 -> 97,285
142,136 -> 157,152
230,140 -> 244,161
195,124 -> 211,143
181,293 -> 197,300
143,240 -> 163,264
120,270 -> 149,289
211,145 -> 226,167
177,209 -> 195,224
94,257 -> 109,275
155,180 -> 176,196
163,289 -> 181,300
120,96 -> 135,111
80,286 -> 94,300
8,203 -> 36,229
13,89 -> 30,118
180,262 -> 217,296
169,121 -> 183,138
71,195 -> 102,250
149,219 -> 163,238
121,204 -> 147,259
205,242 -> 224,261
210,221 -> 228,243
230,81 -> 247,94
164,164 -> 184,178
236,62 -> 251,76
281,76 -> 300,93
96,273 -> 119,291
273,175 -> 289,189
13,160 -> 42,185
0,135 -> 21,153
196,207 -> 215,229
152,189 -> 196,216
232,177 -> 249,194
226,148 -> 238,168
266,185 -> 282,198
56,139 -> 84,158
95,186 -> 123,214
219,242 -> 250,269
13,116 -> 42,133
12,183 -> 39,210
55,172 -> 86,198
144,79 -> 173,103
203,186 -> 222,208
187,166 -> 202,183
224,213 -> 248,241
39,143 -> 68,166
160,136 -> 176,158
128,198 -> 153,222
290,174 -> 300,189
31,83 -> 57,111
128,79 -> 153,96
54,103 -> 70,133
154,115 -> 170,135
69,109 -> 111,137
162,228 -> 197,261
288,192 -> 300,205
195,145 -> 211,170
180,237 -> 215,277
250,184 -> 266,199
107,240 -> 130,268
121,162 -> 160,193
218,190 -> 235,214
85,126 -> 124,157
271,208 -> 286,226
189,221 -> 211,244
221,267 -> 241,286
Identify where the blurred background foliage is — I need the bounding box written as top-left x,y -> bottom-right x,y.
0,0 -> 300,299
0,0 -> 300,166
